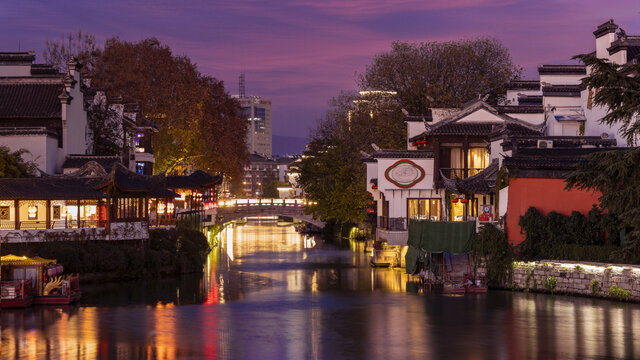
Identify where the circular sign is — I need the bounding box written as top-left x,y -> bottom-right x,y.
384,160 -> 425,188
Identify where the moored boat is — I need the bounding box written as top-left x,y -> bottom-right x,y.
1,254 -> 81,308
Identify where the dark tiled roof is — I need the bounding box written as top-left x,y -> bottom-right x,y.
538,65 -> 586,75
441,161 -> 498,194
0,83 -> 62,118
502,136 -> 617,151
249,153 -> 275,163
0,178 -> 103,200
503,148 -> 621,178
505,80 -> 540,90
30,64 -> 60,76
498,105 -> 544,114
518,95 -> 543,105
427,122 -> 496,136
608,36 -> 640,62
593,19 -> 618,38
166,170 -> 223,189
371,150 -> 434,159
491,123 -> 544,138
0,127 -> 58,137
97,163 -> 156,192
62,155 -> 121,173
0,52 -> 35,63
404,114 -> 433,122
542,84 -> 582,97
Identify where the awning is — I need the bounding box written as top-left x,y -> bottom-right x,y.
1,254 -> 56,265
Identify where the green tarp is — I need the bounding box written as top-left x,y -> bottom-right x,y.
405,246 -> 420,275
408,220 -> 475,254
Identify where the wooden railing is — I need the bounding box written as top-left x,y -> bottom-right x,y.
1,280 -> 32,299
217,199 -> 311,210
0,220 -> 107,231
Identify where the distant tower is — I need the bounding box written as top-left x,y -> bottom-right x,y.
239,72 -> 245,98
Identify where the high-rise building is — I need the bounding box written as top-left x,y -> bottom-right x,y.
237,96 -> 272,156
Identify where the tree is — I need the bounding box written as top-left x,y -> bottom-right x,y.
43,35 -> 249,183
566,54 -> 640,264
0,146 -> 36,177
296,91 -> 404,224
573,54 -> 640,145
43,31 -> 99,73
262,176 -> 287,198
87,100 -> 125,156
358,38 -> 521,113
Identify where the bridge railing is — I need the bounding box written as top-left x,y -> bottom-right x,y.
217,198 -> 315,210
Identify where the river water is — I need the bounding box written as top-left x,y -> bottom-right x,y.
2,221 -> 640,359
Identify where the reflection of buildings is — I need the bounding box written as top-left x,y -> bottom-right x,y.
241,154 -> 300,198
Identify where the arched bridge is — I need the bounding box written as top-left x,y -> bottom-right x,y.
214,199 -> 325,228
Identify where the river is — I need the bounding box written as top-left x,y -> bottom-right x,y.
2,221 -> 640,359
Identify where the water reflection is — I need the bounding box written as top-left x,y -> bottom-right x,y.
2,222 -> 640,359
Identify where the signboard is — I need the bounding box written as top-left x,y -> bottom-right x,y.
384,159 -> 425,188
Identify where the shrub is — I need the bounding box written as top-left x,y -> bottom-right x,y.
608,284 -> 631,301
542,276 -> 558,293
590,278 -> 600,295
472,224 -> 513,287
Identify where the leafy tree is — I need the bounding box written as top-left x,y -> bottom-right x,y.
359,38 -> 522,113
566,54 -> 640,264
87,100 -> 125,156
0,146 -> 36,177
573,54 -> 640,145
44,35 -> 248,185
297,91 -> 404,224
262,176 -> 287,198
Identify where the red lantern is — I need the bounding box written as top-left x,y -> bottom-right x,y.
460,199 -> 468,203
366,208 -> 375,213
451,199 -> 459,203
372,185 -> 378,190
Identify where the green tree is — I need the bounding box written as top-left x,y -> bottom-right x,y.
0,146 -> 36,177
359,38 -> 521,113
573,54 -> 640,145
262,176 -> 287,198
566,54 -> 640,264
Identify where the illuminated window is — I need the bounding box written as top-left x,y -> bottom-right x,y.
408,199 -> 441,221
136,162 -> 145,175
28,205 -> 38,220
0,206 -> 9,220
468,147 -> 489,176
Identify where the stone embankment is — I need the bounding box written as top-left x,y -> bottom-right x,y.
510,260 -> 640,302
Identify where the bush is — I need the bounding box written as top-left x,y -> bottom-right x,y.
472,224 -> 513,287
608,284 -> 631,300
590,278 -> 600,295
518,206 -> 623,263
542,276 -> 558,293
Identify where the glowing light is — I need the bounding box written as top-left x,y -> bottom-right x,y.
167,202 -> 175,214
27,205 -> 37,219
157,202 -> 166,214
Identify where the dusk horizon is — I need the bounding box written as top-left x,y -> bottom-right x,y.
2,1 -> 639,139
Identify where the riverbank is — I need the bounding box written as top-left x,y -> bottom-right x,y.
1,227 -> 211,283
507,260 -> 640,302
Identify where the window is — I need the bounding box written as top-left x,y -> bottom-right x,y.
468,147 -> 489,176
136,162 -> 145,175
408,199 -> 441,221
27,205 -> 38,220
135,133 -> 145,152
52,205 -> 61,220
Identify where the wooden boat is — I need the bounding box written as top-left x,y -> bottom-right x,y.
443,282 -> 467,294
1,254 -> 81,308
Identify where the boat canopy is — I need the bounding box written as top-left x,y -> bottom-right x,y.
1,254 -> 56,266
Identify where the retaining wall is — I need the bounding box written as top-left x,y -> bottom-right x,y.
510,260 -> 640,302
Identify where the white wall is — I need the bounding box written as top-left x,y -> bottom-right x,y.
0,65 -> 31,77
503,112 -> 544,125
62,64 -> 89,164
0,133 -> 57,174
539,74 -> 583,85
456,108 -> 504,123
406,121 -> 425,146
431,108 -> 458,123
596,32 -> 615,59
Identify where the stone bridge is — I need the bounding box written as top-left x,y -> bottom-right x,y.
214,199 -> 325,228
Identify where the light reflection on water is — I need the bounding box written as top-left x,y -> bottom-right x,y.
1,221 -> 640,359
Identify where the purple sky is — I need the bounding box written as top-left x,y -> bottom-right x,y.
2,1 -> 639,139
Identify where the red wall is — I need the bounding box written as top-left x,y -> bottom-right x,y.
506,178 -> 601,244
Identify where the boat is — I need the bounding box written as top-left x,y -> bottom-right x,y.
1,254 -> 81,308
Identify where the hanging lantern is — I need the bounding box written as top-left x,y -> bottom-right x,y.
460,199 -> 468,203
451,199 -> 459,203
372,185 -> 378,190
366,208 -> 375,213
